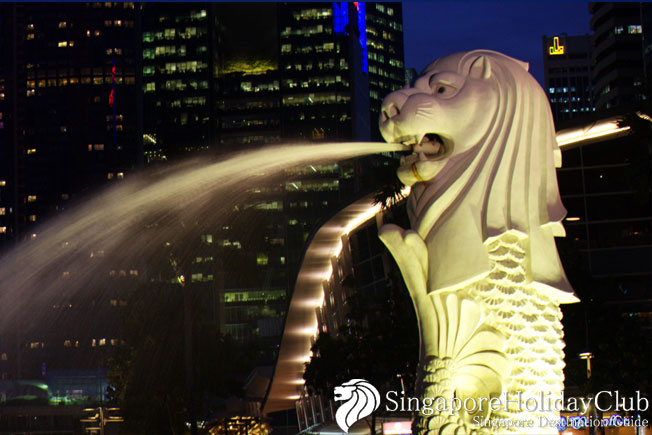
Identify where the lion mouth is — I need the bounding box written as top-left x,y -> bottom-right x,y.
398,133 -> 451,165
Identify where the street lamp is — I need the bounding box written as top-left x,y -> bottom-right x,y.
579,351 -> 594,379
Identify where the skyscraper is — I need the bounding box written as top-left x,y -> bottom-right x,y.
0,2 -> 142,250
542,34 -> 594,124
589,2 -> 646,110
140,2 -> 405,351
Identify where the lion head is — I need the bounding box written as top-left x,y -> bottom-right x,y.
379,50 -> 578,303
334,379 -> 381,433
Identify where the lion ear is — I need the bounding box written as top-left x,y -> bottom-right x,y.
468,56 -> 491,80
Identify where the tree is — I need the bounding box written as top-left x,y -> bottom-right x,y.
107,282 -> 256,434
303,266 -> 419,399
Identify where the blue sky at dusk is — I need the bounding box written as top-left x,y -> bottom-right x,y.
402,1 -> 592,86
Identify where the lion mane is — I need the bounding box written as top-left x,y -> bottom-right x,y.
334,379 -> 381,433
382,50 -> 578,303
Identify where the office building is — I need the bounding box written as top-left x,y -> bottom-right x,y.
589,2 -> 646,110
0,2 -> 142,383
542,34 -> 594,123
140,2 -> 405,352
0,2 -> 142,249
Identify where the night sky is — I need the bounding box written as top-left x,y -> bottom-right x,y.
402,1 -> 592,86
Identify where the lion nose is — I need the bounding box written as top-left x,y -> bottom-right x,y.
380,91 -> 408,122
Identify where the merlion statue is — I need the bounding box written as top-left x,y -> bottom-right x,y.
378,50 -> 579,434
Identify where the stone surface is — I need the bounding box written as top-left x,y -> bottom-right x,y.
378,50 -> 579,434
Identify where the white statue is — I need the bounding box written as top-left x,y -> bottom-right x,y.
378,50 -> 579,434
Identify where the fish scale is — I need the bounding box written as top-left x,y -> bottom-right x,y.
416,233 -> 566,435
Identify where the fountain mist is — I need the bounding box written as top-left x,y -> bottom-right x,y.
0,142 -> 405,343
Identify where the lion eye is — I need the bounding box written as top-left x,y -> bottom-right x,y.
433,83 -> 458,98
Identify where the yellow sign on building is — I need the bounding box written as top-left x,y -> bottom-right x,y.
549,36 -> 565,55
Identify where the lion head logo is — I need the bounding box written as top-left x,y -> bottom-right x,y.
333,379 -> 381,433
379,50 -> 578,303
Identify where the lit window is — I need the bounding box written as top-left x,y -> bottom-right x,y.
0,208 -> 5,216
107,173 -> 114,180
614,26 -> 624,35
117,172 -> 124,179
257,253 -> 269,266
29,215 -> 36,222
0,180 -> 6,186
27,148 -> 36,154
628,25 -> 642,34
64,340 -> 72,347
26,33 -> 34,40
27,195 -> 36,202
0,227 -> 6,234
58,41 -> 68,47
1,353 -> 7,361
94,144 -> 104,151
58,21 -> 67,28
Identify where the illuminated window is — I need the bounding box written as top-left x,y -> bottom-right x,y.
26,33 -> 34,40
94,144 -> 104,151
58,21 -> 67,28
64,340 -> 72,347
0,227 -> 6,234
628,25 -> 642,34
99,338 -> 106,346
0,180 -> 5,186
58,41 -> 67,47
114,20 -> 122,27
614,26 -> 624,35
27,23 -> 34,30
107,173 -> 114,180
0,353 -> 7,361
257,253 -> 269,265
117,172 -> 124,179
0,208 -> 4,215
27,195 -> 36,202
29,215 -> 36,222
